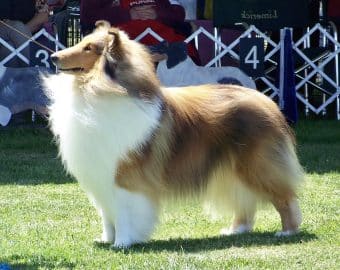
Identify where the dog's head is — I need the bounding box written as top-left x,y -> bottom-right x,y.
51,21 -> 114,73
50,21 -> 161,99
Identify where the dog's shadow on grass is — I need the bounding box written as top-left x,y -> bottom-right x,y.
95,231 -> 317,253
1,254 -> 76,270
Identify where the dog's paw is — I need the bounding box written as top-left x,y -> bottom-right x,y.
220,224 -> 252,236
275,230 -> 299,237
111,237 -> 146,249
94,237 -> 114,245
111,241 -> 133,250
220,228 -> 234,236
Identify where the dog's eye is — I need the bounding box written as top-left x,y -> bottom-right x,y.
84,45 -> 92,52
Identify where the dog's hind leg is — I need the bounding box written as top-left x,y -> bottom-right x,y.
237,137 -> 303,236
220,181 -> 257,235
112,186 -> 159,248
272,197 -> 302,236
206,166 -> 257,235
262,139 -> 303,236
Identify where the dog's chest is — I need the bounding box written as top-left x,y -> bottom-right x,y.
49,91 -> 161,189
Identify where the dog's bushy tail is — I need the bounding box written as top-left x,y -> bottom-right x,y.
205,131 -> 304,217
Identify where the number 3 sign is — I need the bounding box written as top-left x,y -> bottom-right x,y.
239,37 -> 264,78
29,37 -> 55,69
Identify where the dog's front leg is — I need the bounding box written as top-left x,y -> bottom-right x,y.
97,209 -> 115,243
112,186 -> 158,248
91,197 -> 116,244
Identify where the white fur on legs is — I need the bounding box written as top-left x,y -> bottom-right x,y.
220,224 -> 253,236
223,206 -> 256,236
112,187 -> 158,248
97,209 -> 115,243
275,230 -> 299,237
274,198 -> 302,237
225,184 -> 257,235
206,168 -> 257,236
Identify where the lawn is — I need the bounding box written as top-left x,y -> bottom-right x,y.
0,120 -> 339,269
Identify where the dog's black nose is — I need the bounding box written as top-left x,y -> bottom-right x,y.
50,54 -> 59,64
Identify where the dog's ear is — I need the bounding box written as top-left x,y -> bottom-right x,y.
95,20 -> 111,31
107,28 -> 121,51
101,29 -> 120,80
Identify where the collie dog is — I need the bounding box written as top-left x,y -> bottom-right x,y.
45,21 -> 304,248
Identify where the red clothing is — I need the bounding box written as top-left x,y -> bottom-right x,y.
80,0 -> 185,34
80,0 -> 200,63
118,19 -> 185,44
121,0 -> 157,8
328,0 -> 340,21
118,20 -> 200,64
121,0 -> 185,27
80,0 -> 130,33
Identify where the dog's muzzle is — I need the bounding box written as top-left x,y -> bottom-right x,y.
50,53 -> 84,72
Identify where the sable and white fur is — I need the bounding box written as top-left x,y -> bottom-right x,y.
45,21 -> 304,248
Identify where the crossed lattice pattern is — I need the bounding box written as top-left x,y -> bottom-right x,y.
1,23 -> 339,118
0,28 -> 65,67
136,25 -> 281,99
293,23 -> 340,118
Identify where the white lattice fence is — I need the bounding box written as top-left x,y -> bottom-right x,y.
135,25 -> 281,99
134,24 -> 339,118
0,27 -> 65,68
293,23 -> 340,119
1,23 -> 339,119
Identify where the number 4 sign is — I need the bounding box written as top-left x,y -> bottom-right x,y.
240,37 -> 264,78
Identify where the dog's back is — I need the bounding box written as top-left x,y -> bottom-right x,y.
116,84 -> 302,200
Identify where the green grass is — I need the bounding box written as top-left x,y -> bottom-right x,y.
0,120 -> 339,269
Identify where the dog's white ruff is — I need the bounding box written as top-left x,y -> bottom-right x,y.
47,74 -> 161,247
